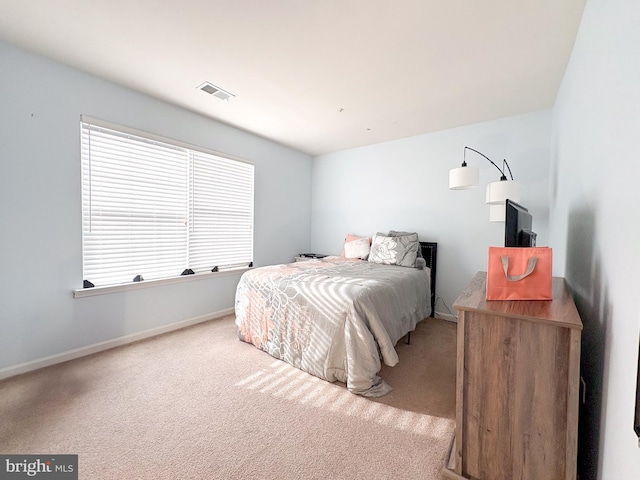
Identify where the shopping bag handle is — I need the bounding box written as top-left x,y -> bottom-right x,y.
500,256 -> 537,281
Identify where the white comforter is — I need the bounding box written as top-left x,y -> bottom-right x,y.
234,257 -> 431,396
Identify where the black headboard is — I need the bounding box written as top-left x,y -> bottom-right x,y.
635,335 -> 640,440
419,242 -> 437,317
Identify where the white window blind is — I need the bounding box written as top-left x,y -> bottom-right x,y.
81,119 -> 254,288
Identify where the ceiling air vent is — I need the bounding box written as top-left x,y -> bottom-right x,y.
197,82 -> 234,101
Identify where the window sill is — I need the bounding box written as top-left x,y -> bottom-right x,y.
73,267 -> 250,298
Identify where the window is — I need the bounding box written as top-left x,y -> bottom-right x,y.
81,117 -> 254,288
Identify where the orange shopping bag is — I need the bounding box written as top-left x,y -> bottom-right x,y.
486,246 -> 552,300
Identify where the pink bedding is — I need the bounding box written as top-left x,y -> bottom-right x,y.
234,257 -> 431,396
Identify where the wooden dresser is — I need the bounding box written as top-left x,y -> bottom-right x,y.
443,272 -> 582,480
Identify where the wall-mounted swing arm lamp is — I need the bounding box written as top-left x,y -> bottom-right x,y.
449,146 -> 520,222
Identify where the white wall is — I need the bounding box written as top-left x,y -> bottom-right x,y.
311,110 -> 551,315
0,40 -> 312,373
550,0 -> 640,478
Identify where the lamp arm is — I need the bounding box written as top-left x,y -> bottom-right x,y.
502,159 -> 514,181
464,146 -> 509,180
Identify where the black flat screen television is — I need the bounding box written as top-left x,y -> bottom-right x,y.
505,199 -> 537,247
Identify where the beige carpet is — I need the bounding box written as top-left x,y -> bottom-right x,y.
0,315 -> 457,480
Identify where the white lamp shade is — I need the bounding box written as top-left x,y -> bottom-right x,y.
486,180 -> 520,204
489,204 -> 506,222
449,165 -> 479,190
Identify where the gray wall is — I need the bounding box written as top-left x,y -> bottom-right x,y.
311,110 -> 551,315
550,0 -> 640,478
0,40 -> 312,372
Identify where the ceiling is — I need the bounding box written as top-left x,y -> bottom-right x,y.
0,1 -> 586,156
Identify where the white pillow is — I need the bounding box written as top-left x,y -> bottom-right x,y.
368,233 -> 419,267
368,234 -> 397,264
343,237 -> 371,259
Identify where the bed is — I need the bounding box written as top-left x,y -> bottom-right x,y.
235,241 -> 437,397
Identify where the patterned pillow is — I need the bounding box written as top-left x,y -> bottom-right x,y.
388,230 -> 423,258
368,233 -> 419,267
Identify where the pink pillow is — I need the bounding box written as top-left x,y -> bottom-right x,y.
340,234 -> 371,257
344,237 -> 371,259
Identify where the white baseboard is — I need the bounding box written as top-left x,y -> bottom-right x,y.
434,311 -> 458,323
0,308 -> 235,381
